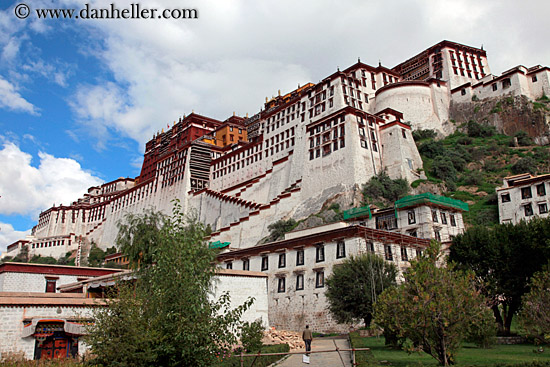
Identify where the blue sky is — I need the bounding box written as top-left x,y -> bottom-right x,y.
1,0 -> 549,253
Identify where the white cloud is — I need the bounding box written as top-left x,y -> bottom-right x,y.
62,0 -> 550,149
0,138 -> 103,217
0,223 -> 31,255
0,76 -> 38,115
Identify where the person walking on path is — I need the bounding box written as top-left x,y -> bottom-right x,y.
302,325 -> 313,353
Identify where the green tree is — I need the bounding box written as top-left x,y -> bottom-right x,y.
412,129 -> 437,141
449,217 -> 550,335
87,243 -> 107,267
240,319 -> 264,352
374,241 -> 490,366
518,269 -> 550,344
86,203 -> 254,367
325,253 -> 397,328
362,171 -> 410,203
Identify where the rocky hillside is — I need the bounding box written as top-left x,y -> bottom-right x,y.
413,122 -> 550,227
450,95 -> 550,145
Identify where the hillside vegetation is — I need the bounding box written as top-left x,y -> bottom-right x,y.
413,122 -> 550,227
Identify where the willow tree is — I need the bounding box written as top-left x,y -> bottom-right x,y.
86,204 -> 254,367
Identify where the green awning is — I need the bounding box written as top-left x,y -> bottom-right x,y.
395,193 -> 469,212
343,205 -> 372,220
209,241 -> 231,249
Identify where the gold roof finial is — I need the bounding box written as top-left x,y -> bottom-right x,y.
278,89 -> 281,96
246,113 -> 249,118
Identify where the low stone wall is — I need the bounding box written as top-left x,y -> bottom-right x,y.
496,336 -> 527,345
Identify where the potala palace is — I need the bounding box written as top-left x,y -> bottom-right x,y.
3,40 -> 550,334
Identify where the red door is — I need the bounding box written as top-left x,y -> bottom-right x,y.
38,337 -> 68,359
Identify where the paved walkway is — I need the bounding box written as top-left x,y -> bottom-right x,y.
275,336 -> 352,367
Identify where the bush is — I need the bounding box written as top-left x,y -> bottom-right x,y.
467,121 -> 496,137
362,171 -> 409,203
515,131 -> 533,146
418,140 -> 445,158
29,255 -> 57,264
240,320 -> 264,352
511,157 -> 537,175
461,170 -> 484,186
466,307 -> 497,348
432,156 -> 458,182
267,219 -> 297,242
483,160 -> 501,173
518,270 -> 550,344
87,244 -> 107,267
412,129 -> 437,141
457,136 -> 473,145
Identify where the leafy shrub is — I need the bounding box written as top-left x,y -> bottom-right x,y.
457,136 -> 473,145
466,121 -> 496,137
362,171 -> 409,203
412,129 -> 437,141
29,255 -> 57,264
57,251 -> 76,266
87,244 -> 107,267
418,140 -> 445,158
461,170 -> 484,186
533,148 -> 550,163
511,157 -> 537,175
432,156 -> 458,182
466,306 -> 497,348
267,219 -> 297,242
518,270 -> 550,345
240,320 -> 264,352
483,160 -> 501,173
514,131 -> 533,146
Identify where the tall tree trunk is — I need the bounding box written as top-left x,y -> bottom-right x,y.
491,304 -> 504,333
504,300 -> 521,335
364,313 -> 372,328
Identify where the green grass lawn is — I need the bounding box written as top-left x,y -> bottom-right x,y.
350,334 -> 550,367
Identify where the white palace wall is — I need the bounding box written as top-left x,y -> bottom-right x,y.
374,82 -> 452,135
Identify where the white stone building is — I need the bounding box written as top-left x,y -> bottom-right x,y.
217,222 -> 432,332
497,173 -> 550,224
0,263 -> 269,360
0,263 -> 124,360
346,193 -> 468,243
4,39 -> 545,265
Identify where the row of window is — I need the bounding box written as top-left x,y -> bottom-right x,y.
431,210 -> 457,226
383,244 -> 422,262
522,184 -> 547,199
213,143 -> 262,169
277,271 -> 325,293
500,183 -> 548,203
524,202 -> 548,216
226,242 -> 346,271
32,239 -> 70,249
